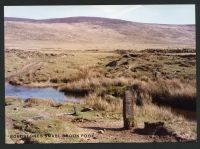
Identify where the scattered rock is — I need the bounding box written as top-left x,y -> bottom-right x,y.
8,79 -> 21,86
23,105 -> 32,108
72,117 -> 96,123
96,114 -> 100,117
81,107 -> 93,112
172,133 -> 196,142
15,139 -> 24,144
129,53 -> 138,57
97,130 -> 105,134
130,67 -> 137,72
106,60 -> 118,67
122,54 -> 131,58
32,116 -> 46,120
51,103 -> 63,108
13,107 -> 19,111
120,61 -> 129,65
48,125 -> 53,128
93,136 -> 97,139
5,102 -> 12,106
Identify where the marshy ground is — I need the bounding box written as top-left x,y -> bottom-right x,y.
5,48 -> 196,143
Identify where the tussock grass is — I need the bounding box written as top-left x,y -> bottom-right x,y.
71,66 -> 105,81
59,76 -> 140,98
84,93 -> 122,112
62,75 -> 196,111
135,103 -> 175,122
147,79 -> 196,110
59,77 -> 134,92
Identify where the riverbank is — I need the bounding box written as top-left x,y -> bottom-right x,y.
5,96 -> 197,143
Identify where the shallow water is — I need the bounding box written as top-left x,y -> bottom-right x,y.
5,83 -> 83,103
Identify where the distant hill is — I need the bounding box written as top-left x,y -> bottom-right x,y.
4,17 -> 195,50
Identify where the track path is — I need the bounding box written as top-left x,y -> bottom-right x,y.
6,61 -> 43,81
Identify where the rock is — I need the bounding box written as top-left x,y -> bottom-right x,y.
23,105 -> 32,108
97,130 -> 104,134
32,116 -> 46,120
129,53 -> 138,57
130,67 -> 137,72
26,119 -> 34,123
5,102 -> 12,106
9,79 -> 21,86
106,60 -> 117,67
144,121 -> 170,135
96,114 -> 100,117
51,103 -> 63,108
93,136 -> 97,139
48,125 -> 53,128
121,61 -> 129,65
13,107 -> 19,110
81,107 -> 94,112
72,117 -> 95,123
15,140 -> 24,144
173,133 -> 195,142
122,54 -> 131,58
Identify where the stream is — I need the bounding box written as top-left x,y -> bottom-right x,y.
5,83 -> 83,103
5,83 -> 196,120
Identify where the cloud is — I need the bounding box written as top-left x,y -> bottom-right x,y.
92,5 -> 143,18
110,5 -> 143,18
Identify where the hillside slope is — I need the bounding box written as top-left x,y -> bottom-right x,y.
4,17 -> 195,50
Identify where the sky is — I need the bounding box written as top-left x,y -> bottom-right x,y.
4,5 -> 195,24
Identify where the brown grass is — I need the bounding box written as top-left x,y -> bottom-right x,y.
61,75 -> 196,111
130,78 -> 196,110
70,66 -> 105,81
84,93 -> 122,111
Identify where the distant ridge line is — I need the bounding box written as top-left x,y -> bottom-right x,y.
4,17 -> 195,26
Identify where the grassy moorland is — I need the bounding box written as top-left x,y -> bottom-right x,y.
5,96 -> 196,143
5,48 -> 196,143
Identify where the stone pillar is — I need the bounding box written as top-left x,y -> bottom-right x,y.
123,90 -> 134,129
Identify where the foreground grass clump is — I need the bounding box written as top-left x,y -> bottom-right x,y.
84,93 -> 122,111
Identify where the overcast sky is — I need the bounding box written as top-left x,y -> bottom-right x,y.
4,5 -> 195,24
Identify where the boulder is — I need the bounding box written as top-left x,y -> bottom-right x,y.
106,60 -> 117,67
